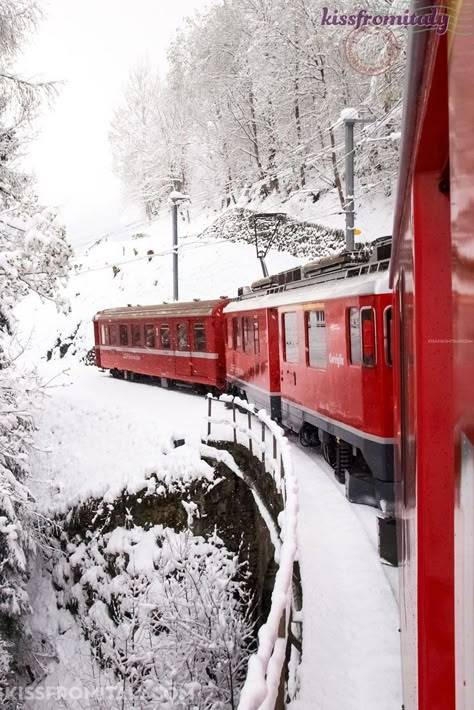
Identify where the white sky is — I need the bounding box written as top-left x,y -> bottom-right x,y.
19,0 -> 209,244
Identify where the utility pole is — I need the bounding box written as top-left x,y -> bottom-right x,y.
343,114 -> 375,251
171,198 -> 179,301
344,118 -> 355,251
169,189 -> 190,302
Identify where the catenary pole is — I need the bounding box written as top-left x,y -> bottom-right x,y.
344,118 -> 355,251
169,189 -> 190,301
171,199 -> 178,301
343,114 -> 376,251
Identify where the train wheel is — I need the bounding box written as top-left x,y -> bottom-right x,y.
299,423 -> 320,448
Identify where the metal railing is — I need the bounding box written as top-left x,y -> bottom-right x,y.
205,394 -> 301,710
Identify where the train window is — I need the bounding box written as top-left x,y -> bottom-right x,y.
145,324 -> 155,348
283,312 -> 298,363
306,310 -> 327,368
348,308 -> 361,365
194,323 -> 206,351
226,320 -> 233,350
243,317 -> 252,352
177,322 -> 189,350
119,325 -> 129,346
160,325 -> 170,349
109,325 -> 118,346
253,315 -> 260,354
131,323 -> 141,346
361,307 -> 376,367
100,325 -> 106,345
384,306 -> 393,366
232,317 -> 242,350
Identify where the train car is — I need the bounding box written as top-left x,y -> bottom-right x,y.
225,239 -> 396,537
275,271 -> 394,513
390,1 -> 474,708
224,305 -> 281,419
93,299 -> 229,391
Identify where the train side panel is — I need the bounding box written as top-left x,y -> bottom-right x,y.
391,22 -> 456,710
224,307 -> 281,418
278,291 -> 394,504
449,13 -> 474,709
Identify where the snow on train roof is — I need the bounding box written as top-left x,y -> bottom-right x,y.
224,270 -> 390,313
96,299 -> 226,320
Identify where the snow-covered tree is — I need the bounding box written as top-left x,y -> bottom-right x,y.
0,0 -> 72,692
109,0 -> 406,213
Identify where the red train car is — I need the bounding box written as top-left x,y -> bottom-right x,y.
275,275 -> 394,513
390,1 -> 474,707
225,239 -> 396,528
93,299 -> 228,391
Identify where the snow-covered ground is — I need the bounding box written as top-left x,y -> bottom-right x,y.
15,201 -> 401,708
30,366 -> 208,513
26,365 -> 402,709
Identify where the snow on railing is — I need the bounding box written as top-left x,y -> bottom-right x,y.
205,394 -> 300,710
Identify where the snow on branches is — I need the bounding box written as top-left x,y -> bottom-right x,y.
0,203 -> 72,322
109,0 -> 406,214
54,525 -> 254,709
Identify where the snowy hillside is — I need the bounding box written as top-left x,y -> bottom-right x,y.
14,191 -> 393,368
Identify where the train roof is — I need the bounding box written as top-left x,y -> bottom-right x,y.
95,299 -> 227,320
224,270 -> 390,313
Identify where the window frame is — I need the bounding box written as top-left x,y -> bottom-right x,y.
144,323 -> 155,348
131,323 -> 142,347
383,305 -> 393,367
253,315 -> 260,355
242,317 -> 252,353
348,307 -> 362,366
193,322 -> 206,352
159,324 -> 171,350
232,317 -> 242,350
109,324 -> 119,347
177,322 -> 189,351
226,319 -> 233,350
306,308 -> 327,369
283,311 -> 299,364
119,324 -> 129,347
360,306 -> 377,368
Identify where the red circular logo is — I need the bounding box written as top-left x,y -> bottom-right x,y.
345,26 -> 400,76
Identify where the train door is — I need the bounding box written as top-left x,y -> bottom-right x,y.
175,320 -> 191,378
190,321 -> 207,380
279,309 -> 300,431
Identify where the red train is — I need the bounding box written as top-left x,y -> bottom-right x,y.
93,237 -> 397,561
93,2 -> 474,706
390,2 -> 474,708
224,237 -> 394,518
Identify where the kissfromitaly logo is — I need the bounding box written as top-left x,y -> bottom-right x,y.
320,4 -> 465,76
321,7 -> 450,34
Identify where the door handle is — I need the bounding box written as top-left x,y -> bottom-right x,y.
293,372 -> 296,386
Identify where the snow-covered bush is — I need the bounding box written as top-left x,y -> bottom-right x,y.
54,525 -> 254,709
